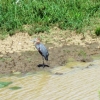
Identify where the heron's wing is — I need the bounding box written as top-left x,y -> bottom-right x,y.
38,47 -> 43,55
40,44 -> 49,55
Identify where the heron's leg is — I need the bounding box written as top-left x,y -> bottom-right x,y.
42,56 -> 45,68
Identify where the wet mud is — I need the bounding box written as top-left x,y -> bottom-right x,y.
0,32 -> 100,74
0,42 -> 100,74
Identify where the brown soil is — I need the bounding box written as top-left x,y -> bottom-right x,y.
0,28 -> 100,74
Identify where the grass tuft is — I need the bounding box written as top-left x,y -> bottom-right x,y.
95,27 -> 100,36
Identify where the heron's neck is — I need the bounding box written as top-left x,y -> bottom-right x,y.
36,42 -> 40,45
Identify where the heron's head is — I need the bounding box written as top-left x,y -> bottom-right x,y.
32,38 -> 41,45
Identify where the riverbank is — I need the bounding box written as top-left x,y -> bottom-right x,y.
0,28 -> 100,74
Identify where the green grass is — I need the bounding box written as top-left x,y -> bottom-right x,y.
78,50 -> 87,58
95,27 -> 100,36
0,0 -> 100,36
0,57 -> 12,62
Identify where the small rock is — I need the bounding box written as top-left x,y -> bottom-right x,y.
13,72 -> 21,75
55,72 -> 63,75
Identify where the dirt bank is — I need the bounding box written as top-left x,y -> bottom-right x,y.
0,28 -> 100,74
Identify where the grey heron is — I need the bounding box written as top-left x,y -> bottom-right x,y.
33,38 -> 49,67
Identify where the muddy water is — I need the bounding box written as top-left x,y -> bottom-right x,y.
0,60 -> 100,100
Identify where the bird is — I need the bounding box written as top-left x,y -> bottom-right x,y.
33,38 -> 49,67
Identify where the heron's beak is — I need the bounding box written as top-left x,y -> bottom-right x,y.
30,40 -> 33,42
30,38 -> 37,44
30,40 -> 36,45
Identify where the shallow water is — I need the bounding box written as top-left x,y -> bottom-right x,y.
0,60 -> 100,100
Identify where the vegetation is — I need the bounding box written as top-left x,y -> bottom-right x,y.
78,50 -> 87,58
0,81 -> 12,88
0,0 -> 100,36
9,86 -> 22,90
95,27 -> 100,36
